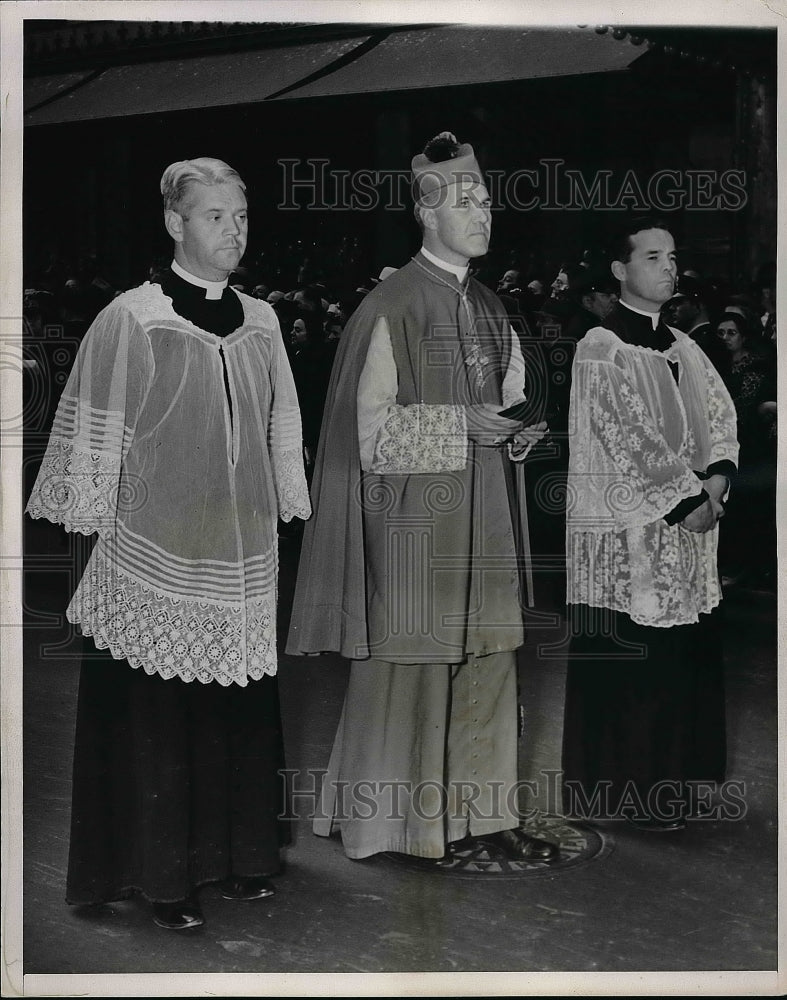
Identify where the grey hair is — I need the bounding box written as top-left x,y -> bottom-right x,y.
160,157 -> 246,214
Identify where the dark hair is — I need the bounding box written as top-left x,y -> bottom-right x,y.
716,307 -> 756,344
295,308 -> 325,345
272,298 -> 300,334
555,262 -> 586,290
572,266 -> 619,300
298,284 -> 325,312
609,216 -> 674,265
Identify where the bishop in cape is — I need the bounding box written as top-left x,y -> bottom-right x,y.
287,133 -> 558,863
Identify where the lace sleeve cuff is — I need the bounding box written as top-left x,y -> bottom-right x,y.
25,437 -> 121,537
271,445 -> 312,522
370,404 -> 467,474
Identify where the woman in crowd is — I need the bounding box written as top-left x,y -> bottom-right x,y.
715,306 -> 777,588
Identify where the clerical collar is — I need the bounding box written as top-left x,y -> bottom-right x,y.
420,246 -> 469,283
171,259 -> 227,301
620,298 -> 661,331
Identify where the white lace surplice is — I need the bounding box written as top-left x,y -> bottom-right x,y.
567,326 -> 739,627
27,283 -> 310,685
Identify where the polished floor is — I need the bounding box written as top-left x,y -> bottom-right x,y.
19,520 -> 779,990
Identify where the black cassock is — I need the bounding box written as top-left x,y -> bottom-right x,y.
561,304 -> 735,822
66,269 -> 288,906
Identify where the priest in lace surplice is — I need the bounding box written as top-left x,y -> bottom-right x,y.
561,218 -> 739,831
287,133 -> 558,864
26,158 -> 310,929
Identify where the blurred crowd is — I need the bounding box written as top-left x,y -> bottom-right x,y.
23,243 -> 777,591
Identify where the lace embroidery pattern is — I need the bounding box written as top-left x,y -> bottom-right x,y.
567,344 -> 734,627
26,438 -> 121,538
373,404 -> 467,473
68,558 -> 278,685
707,367 -> 741,466
568,524 -> 721,627
272,445 -> 312,521
594,369 -> 688,477
570,365 -> 700,528
125,281 -> 276,337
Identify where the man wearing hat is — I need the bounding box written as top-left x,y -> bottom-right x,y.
287,132 -> 556,863
664,273 -> 723,369
564,266 -> 620,341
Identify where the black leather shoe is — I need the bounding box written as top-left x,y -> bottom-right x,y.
152,897 -> 204,930
625,815 -> 686,832
472,828 -> 560,862
219,876 -> 276,900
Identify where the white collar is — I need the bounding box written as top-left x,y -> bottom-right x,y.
171,259 -> 228,301
420,246 -> 469,283
620,298 -> 661,331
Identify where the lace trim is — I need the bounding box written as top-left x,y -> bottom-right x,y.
568,362 -> 702,528
598,375 -> 679,475
567,524 -> 722,627
68,560 -> 278,685
372,404 -> 467,474
26,438 -> 120,537
707,374 -> 741,467
121,282 -> 275,338
271,445 -> 311,522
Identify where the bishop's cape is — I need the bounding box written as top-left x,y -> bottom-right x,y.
287,252 -> 531,663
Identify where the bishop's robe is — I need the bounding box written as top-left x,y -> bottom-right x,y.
287,252 -> 535,858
